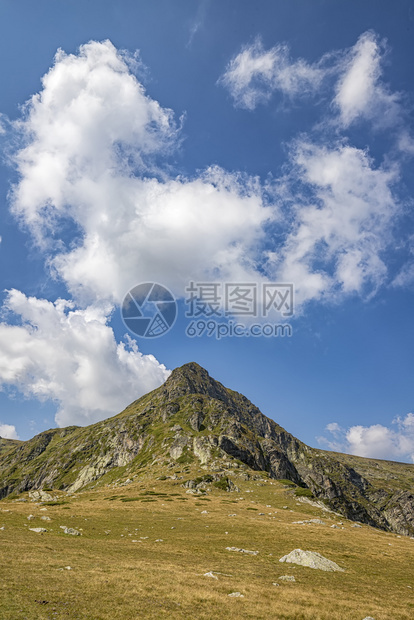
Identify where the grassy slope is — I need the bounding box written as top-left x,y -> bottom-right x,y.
322,451 -> 414,492
0,438 -> 22,457
0,468 -> 413,620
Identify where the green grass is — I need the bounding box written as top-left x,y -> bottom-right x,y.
294,488 -> 314,498
0,475 -> 413,619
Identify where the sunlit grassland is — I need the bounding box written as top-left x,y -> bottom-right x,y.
0,474 -> 413,620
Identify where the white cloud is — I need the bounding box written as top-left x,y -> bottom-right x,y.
392,261 -> 414,288
11,40 -> 177,246
49,167 -> 271,304
11,40 -> 272,305
220,32 -> 409,139
317,413 -> 414,463
398,131 -> 414,155
334,31 -> 400,128
219,38 -> 324,110
0,289 -> 170,427
0,423 -> 19,440
1,37 -> 411,429
266,141 -> 399,305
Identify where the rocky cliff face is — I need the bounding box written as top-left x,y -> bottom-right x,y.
1,362 -> 413,535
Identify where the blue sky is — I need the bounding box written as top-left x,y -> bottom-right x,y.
0,0 -> 413,463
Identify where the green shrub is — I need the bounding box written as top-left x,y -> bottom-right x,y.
277,479 -> 296,487
213,477 -> 229,491
294,487 -> 314,498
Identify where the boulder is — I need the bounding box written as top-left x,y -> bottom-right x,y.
279,549 -> 345,572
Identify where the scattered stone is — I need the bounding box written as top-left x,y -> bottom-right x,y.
278,575 -> 296,582
29,490 -> 55,502
272,582 -> 280,586
170,424 -> 183,432
204,571 -> 218,579
39,508 -> 48,512
228,514 -> 237,517
40,516 -> 51,521
27,515 -> 35,521
293,519 -> 325,525
201,511 -> 208,514
279,549 -> 345,572
362,617 -> 376,620
62,527 -> 81,536
258,513 -> 265,516
155,539 -> 163,542
351,524 -> 362,528
29,528 -> 47,533
228,592 -> 244,598
0,526 -> 5,531
226,547 -> 258,556
331,525 -> 339,529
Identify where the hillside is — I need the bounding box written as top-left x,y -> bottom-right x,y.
1,362 -> 413,536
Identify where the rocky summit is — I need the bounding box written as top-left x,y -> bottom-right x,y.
0,362 -> 413,535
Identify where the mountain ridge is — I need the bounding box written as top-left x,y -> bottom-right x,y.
1,362 -> 413,536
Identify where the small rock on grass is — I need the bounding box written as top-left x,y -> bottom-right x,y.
61,527 -> 81,536
204,572 -> 218,579
29,528 -> 47,533
278,575 -> 296,582
226,547 -> 258,556
228,592 -> 244,597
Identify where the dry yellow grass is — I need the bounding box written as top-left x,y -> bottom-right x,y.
0,474 -> 413,619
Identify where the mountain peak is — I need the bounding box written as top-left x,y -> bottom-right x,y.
162,362 -> 231,403
1,362 -> 414,537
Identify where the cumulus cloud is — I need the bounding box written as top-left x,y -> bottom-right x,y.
0,423 -> 19,440
9,38 -> 402,312
317,413 -> 414,463
0,289 -> 170,427
1,36 -> 412,429
266,141 -> 399,305
11,40 -> 178,247
334,31 -> 400,128
219,38 -> 324,110
220,31 -> 409,137
11,40 -> 272,305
